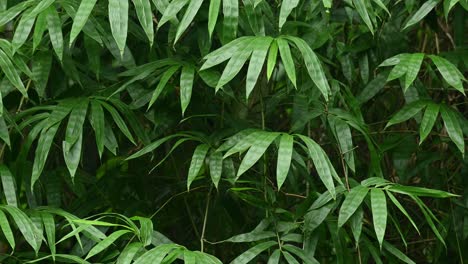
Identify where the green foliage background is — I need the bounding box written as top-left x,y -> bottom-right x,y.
0,0 -> 467,263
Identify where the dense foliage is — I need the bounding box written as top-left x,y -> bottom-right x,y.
0,0 -> 467,263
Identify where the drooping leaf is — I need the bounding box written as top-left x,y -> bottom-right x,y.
429,55 -> 466,95
90,101 -> 105,158
0,209 -> 15,249
419,102 -> 439,144
276,133 -> 294,190
175,0 -> 204,44
230,241 -> 277,264
353,0 -> 374,33
246,37 -> 272,99
338,185 -> 369,227
222,0 -> 239,42
209,151 -> 223,188
266,40 -> 278,80
208,0 -> 221,38
45,6 -> 64,61
187,144 -> 210,189
109,0 -> 129,56
41,212 -> 56,255
370,188 -> 387,249
70,0 -> 98,45
440,105 -> 465,155
279,0 -> 300,30
133,0 -> 154,46
117,242 -> 143,264
12,9 -> 36,52
31,122 -> 60,189
86,230 -> 132,259
0,165 -> 17,207
148,65 -> 181,109
0,49 -> 27,97
1,205 -> 40,252
277,38 -> 296,88
180,66 -> 195,115
237,132 -> 279,177
385,100 -> 427,128
404,0 -> 439,29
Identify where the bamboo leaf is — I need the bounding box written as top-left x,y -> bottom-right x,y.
403,53 -> 424,91
0,1 -> 34,27
215,40 -> 254,91
208,0 -> 221,38
69,0 -> 98,46
386,191 -> 420,234
222,0 -> 239,42
279,0 -> 300,30
201,36 -> 251,70
187,144 -> 210,189
90,101 -> 105,158
230,241 -> 277,264
237,132 -> 280,177
12,9 -> 36,52
148,65 -> 181,109
0,49 -> 27,97
133,0 -> 154,46
0,209 -> 15,249
0,165 -> 17,207
99,101 -> 136,145
267,249 -> 281,264
134,244 -> 179,264
385,100 -> 427,128
45,6 -> 64,61
429,55 -> 466,95
0,117 -> 10,147
41,212 -> 56,255
175,0 -> 204,44
419,103 -> 439,144
353,0 -> 374,33
370,188 -> 387,249
1,205 -> 40,252
350,206 -> 363,244
276,133 -> 294,190
266,40 -> 278,80
440,105 -> 465,155
180,66 -> 195,115
338,185 -> 369,227
404,0 -> 439,29
31,122 -> 60,189
158,0 -> 189,28
383,241 -> 416,264
277,38 -> 296,88
283,251 -> 299,264
109,0 -> 129,56
209,151 -> 223,188
117,242 -> 143,264
246,37 -> 272,99
86,230 -> 132,259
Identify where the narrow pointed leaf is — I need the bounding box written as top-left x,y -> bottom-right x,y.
230,241 -> 277,264
100,101 -> 136,145
1,205 -> 40,252
383,242 -> 416,264
371,188 -> 387,249
41,212 -> 56,255
201,37 -> 251,70
386,191 -> 420,234
175,0 -> 204,44
32,122 -> 60,189
385,100 -> 427,128
216,42 -> 254,91
353,0 -> 374,33
0,210 -> 15,249
277,38 -> 296,88
46,6 -> 64,61
276,134 -> 293,190
403,53 -> 424,91
0,49 -> 27,97
246,37 -> 272,99
404,0 -> 439,29
440,105 -> 465,155
0,117 -> 10,147
90,101 -> 105,158
0,165 -> 17,207
180,66 -> 195,115
12,9 -> 36,52
117,242 -> 143,264
208,0 -> 221,38
237,132 -> 279,177
133,0 -> 154,46
109,0 -> 129,55
279,0 -> 300,30
338,185 -> 369,227
209,151 -> 223,188
86,230 -> 131,259
70,0 -> 98,45
429,55 -> 465,95
148,65 -> 180,109
222,0 -> 239,42
187,144 -> 210,189
158,0 -> 189,28
266,40 -> 278,80
419,103 -> 439,144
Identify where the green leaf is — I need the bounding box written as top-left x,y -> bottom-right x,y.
357,71 -> 388,104
0,117 -> 10,147
175,0 -> 204,44
246,37 -> 272,99
385,100 -> 427,128
226,231 -> 276,243
187,144 -> 210,189
134,244 -> 179,264
86,230 -> 132,259
283,251 -> 299,264
26,0 -> 55,19
99,101 -> 136,145
353,0 -> 374,33
201,36 -> 251,70
180,66 -> 195,115
0,165 -> 17,207
279,0 -> 300,30
32,12 -> 47,51
45,6 -> 64,61
230,241 -> 277,264
388,184 -> 457,198
1,205 -> 40,252
109,0 -> 129,56
222,0 -> 239,42
386,191 -> 420,234
208,0 -> 221,38
370,188 -> 387,249
383,241 -> 416,264
148,65 -> 180,109
285,36 -> 330,101
41,212 -> 56,255
32,51 -> 52,97
444,0 -> 460,17
297,135 -> 336,198
403,53 -> 424,91
63,132 -> 83,180
237,132 -> 279,177
411,195 -> 446,247
404,0 -> 439,29
69,0 -> 98,45
0,49 -> 27,97
158,0 -> 189,28
0,1 -> 34,27
267,249 -> 281,264
277,38 -> 296,88
419,102 -> 439,144
266,40 -> 278,80
133,0 -> 154,46
117,242 -> 143,264
136,217 -> 153,246
338,185 -> 369,227
440,105 -> 465,155
429,55 -> 465,95
330,116 -> 355,172
276,133 -> 294,190
31,122 -> 60,189
209,151 -> 223,188
90,101 -> 105,158
0,209 -> 15,249
349,206 -> 363,244
12,9 -> 36,52
304,202 -> 333,233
